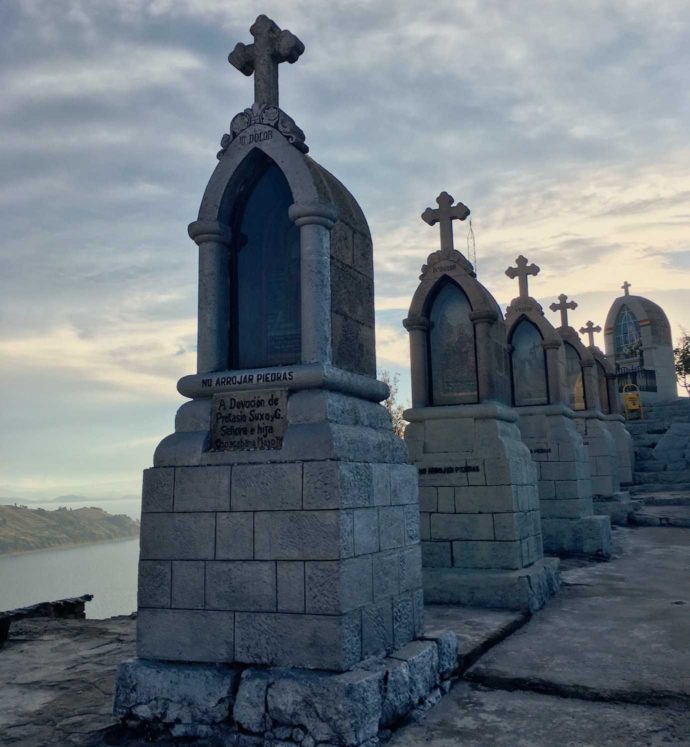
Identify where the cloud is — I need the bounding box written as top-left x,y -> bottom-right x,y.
1,0 -> 689,497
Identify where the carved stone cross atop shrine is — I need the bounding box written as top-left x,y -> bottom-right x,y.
228,15 -> 305,107
550,293 -> 578,328
621,280 -> 631,296
579,320 -> 602,347
505,255 -> 540,299
422,192 -> 471,254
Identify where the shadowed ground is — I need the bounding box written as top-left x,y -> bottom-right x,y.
1,517 -> 689,745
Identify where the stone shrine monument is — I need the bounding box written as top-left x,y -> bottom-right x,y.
604,281 -> 678,404
113,17 -> 448,744
504,258 -> 611,558
550,295 -> 631,524
580,320 -> 635,486
403,194 -> 559,612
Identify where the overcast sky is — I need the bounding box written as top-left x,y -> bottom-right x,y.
1,0 -> 689,500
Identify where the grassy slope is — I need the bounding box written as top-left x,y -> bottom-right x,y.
0,505 -> 139,555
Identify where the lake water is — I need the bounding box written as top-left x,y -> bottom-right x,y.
0,497 -> 142,618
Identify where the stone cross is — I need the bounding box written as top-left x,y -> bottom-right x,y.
622,280 -> 631,296
422,192 -> 471,253
228,15 -> 305,107
579,320 -> 602,347
549,293 -> 578,328
505,255 -> 540,299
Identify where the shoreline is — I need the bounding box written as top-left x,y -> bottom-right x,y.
0,533 -> 140,559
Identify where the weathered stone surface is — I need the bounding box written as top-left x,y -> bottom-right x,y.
171,560 -> 205,609
232,463 -> 302,511
206,561 -> 277,611
139,512 -> 215,560
141,467 -> 174,513
216,511 -> 254,559
138,561 -> 171,609
174,465 -> 231,511
114,658 -> 239,727
137,609 -> 234,662
267,668 -> 383,745
233,669 -> 270,733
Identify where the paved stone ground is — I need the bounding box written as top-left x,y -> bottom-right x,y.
392,523 -> 690,747
1,520 -> 689,746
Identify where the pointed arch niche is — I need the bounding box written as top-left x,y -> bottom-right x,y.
509,318 -> 549,407
596,360 -> 611,414
564,342 -> 587,411
426,278 -> 478,405
224,151 -> 301,369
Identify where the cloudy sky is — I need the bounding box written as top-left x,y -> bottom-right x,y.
1,0 -> 688,500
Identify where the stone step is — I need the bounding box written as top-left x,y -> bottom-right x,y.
634,470 -> 690,484
630,482 -> 690,495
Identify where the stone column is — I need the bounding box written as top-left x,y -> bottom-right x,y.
471,310 -> 498,401
188,220 -> 232,375
403,316 -> 430,408
606,373 -> 620,414
289,203 -> 337,365
543,341 -> 562,405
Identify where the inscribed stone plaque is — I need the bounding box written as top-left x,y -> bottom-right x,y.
211,390 -> 287,451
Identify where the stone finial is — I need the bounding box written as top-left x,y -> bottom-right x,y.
228,15 -> 305,107
505,255 -> 540,299
579,320 -> 602,347
421,192 -> 470,254
621,280 -> 631,296
549,293 -> 578,328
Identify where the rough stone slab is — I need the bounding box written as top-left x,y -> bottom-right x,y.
423,558 -> 560,612
388,681 -> 690,747
139,512 -> 215,560
541,515 -> 612,558
171,560 -> 205,609
234,611 -> 361,671
141,467 -> 174,513
466,527 -> 690,704
113,658 -> 239,727
232,463 -> 302,511
137,560 -> 171,609
137,609 -> 234,663
174,465 -> 231,512
267,668 -> 383,745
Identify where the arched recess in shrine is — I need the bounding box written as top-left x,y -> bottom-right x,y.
564,342 -> 587,411
509,318 -> 549,407
223,151 -> 301,369
425,277 -> 478,405
596,360 -> 610,414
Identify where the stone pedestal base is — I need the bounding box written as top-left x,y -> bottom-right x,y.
114,632 -> 458,747
575,412 -> 621,498
603,415 -> 635,486
423,557 -> 560,612
593,491 -> 634,525
541,515 -> 611,558
517,405 -> 611,559
404,403 -> 560,613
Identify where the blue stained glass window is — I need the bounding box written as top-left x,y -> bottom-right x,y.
614,305 -> 641,360
232,161 -> 301,369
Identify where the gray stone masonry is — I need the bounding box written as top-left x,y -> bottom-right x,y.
516,405 -> 611,559
626,399 -> 690,493
574,413 -> 633,525
603,414 -> 635,486
115,628 -> 458,745
405,403 -> 560,612
135,389 -> 424,673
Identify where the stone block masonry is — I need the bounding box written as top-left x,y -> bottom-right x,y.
406,404 -> 560,612
115,629 -> 460,744
516,406 -> 612,559
136,459 -> 423,672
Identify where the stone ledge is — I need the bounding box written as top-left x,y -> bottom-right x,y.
114,634 -> 459,746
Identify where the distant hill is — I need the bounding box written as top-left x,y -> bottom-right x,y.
0,505 -> 140,555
